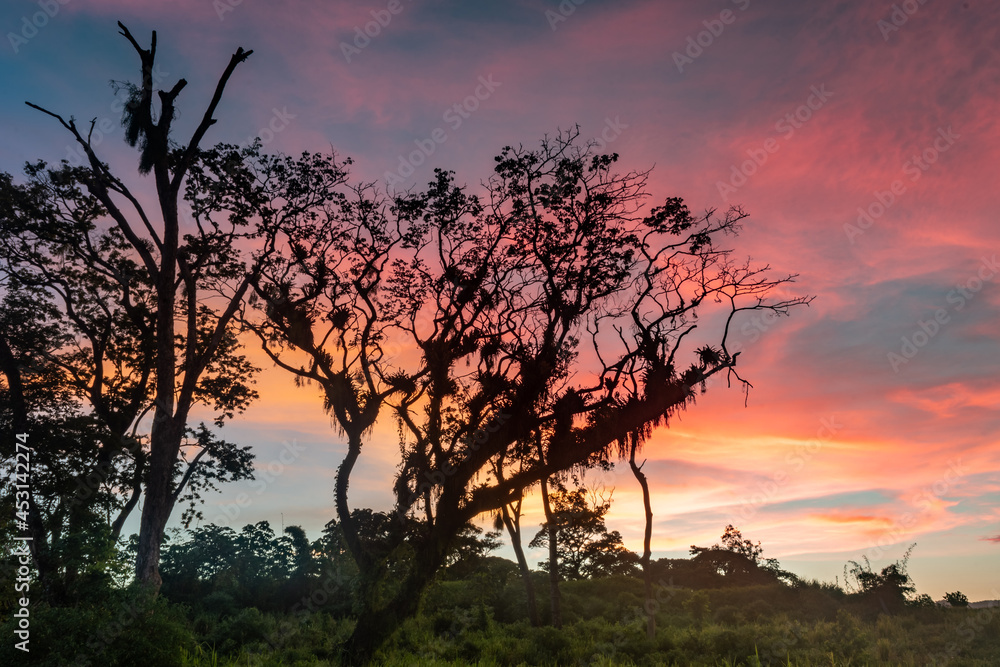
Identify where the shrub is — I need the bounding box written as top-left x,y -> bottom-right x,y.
713,604 -> 742,625
0,585 -> 194,667
944,591 -> 969,607
208,607 -> 276,655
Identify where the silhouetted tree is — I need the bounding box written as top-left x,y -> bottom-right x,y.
844,543 -> 917,613
440,523 -> 502,580
944,591 -> 969,607
530,483 -> 637,581
627,438 -> 656,638
0,181 -> 156,599
17,23 -> 350,591
249,128 -> 810,662
491,454 -> 540,626
706,524 -> 764,562
687,525 -> 796,588
159,521 -> 306,611
284,525 -> 318,580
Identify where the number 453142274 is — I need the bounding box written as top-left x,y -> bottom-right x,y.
14,434 -> 31,526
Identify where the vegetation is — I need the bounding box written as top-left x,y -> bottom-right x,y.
2,21 -> 993,667
2,522 -> 998,666
945,591 -> 970,608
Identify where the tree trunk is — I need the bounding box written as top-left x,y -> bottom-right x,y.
629,441 -> 655,639
342,513 -> 455,665
335,432 -> 372,572
25,494 -> 57,602
500,499 -> 540,626
135,414 -> 183,590
539,475 -> 562,628
110,450 -> 145,543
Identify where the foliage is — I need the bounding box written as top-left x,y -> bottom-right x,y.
244,125 -> 811,659
170,576 -> 1000,666
0,585 -> 195,667
680,525 -> 797,589
529,484 -> 639,580
159,521 -> 307,611
439,523 -> 503,580
909,593 -> 936,608
6,520 -> 998,665
843,543 -> 917,613
945,590 -> 970,607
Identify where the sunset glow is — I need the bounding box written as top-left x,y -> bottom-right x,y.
2,0 -> 998,603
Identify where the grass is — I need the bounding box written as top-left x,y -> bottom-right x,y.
174,590 -> 1000,666
6,576 -> 999,665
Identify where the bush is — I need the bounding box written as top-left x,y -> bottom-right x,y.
208,607 -> 276,655
713,604 -> 742,625
944,591 -> 969,607
0,585 -> 194,667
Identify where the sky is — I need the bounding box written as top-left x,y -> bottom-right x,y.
1,0 -> 998,601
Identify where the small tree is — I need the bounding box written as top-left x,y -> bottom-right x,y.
719,524 -> 763,561
944,590 -> 969,607
440,523 -> 502,580
844,543 -> 917,613
17,23 -> 351,591
688,525 -> 795,587
529,482 -> 638,581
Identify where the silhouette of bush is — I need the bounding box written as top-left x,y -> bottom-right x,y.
844,544 -> 917,614
945,590 -> 969,607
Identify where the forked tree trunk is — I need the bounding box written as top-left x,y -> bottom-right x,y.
110,448 -> 146,543
342,510 -> 457,665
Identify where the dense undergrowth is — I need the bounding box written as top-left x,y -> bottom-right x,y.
3,571 -> 997,666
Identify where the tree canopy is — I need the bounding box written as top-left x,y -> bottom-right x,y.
243,127 -> 811,659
